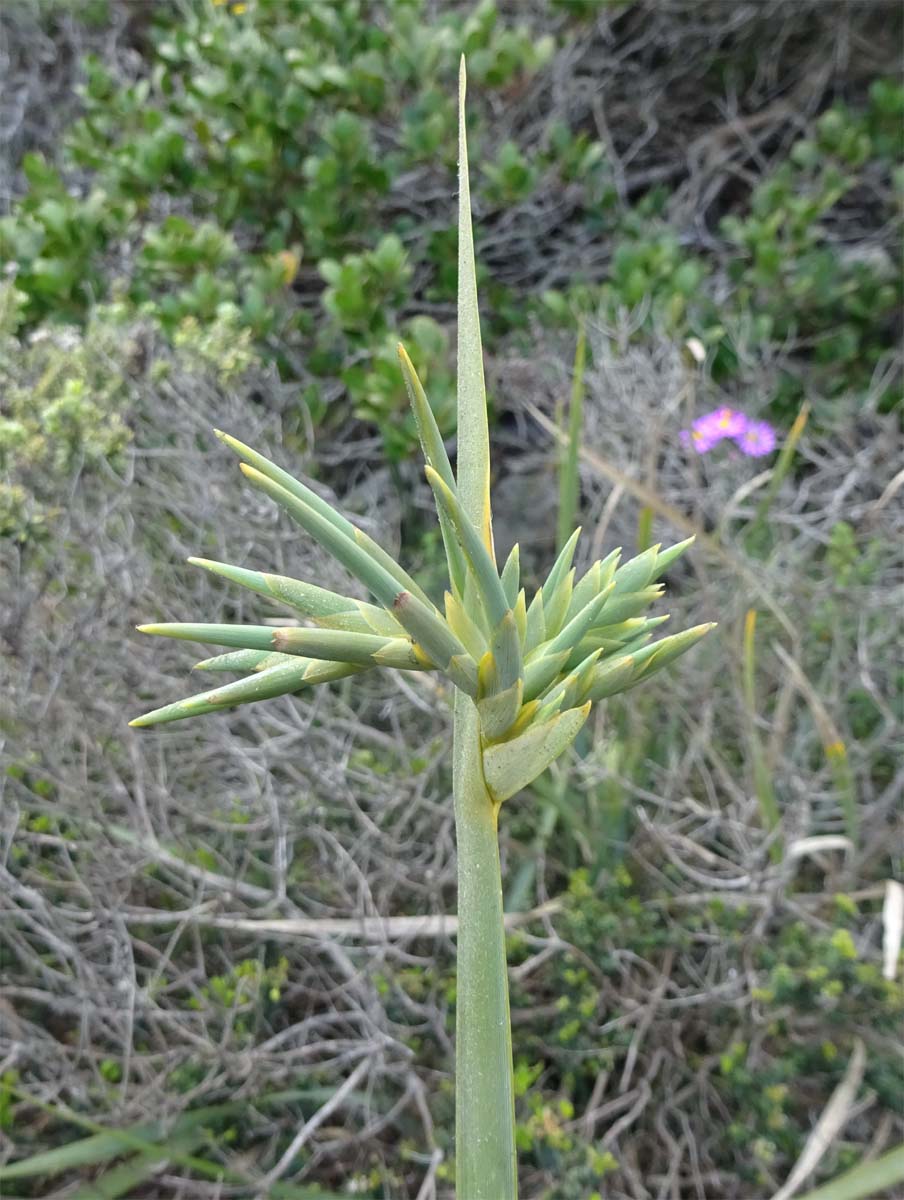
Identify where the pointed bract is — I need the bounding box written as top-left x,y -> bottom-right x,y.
483,703 -> 591,803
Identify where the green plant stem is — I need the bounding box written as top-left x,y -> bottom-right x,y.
453,689 -> 517,1200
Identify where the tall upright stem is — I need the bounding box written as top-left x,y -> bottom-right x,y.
452,690 -> 517,1200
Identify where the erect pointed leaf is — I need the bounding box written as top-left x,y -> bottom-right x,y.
483,703 -> 591,803
188,558 -> 401,636
194,649 -> 294,672
652,535 -> 694,579
398,343 -> 467,594
586,654 -> 637,700
538,649 -> 602,712
272,627 -> 429,670
565,559 -> 602,623
478,678 -> 523,741
487,610 -> 523,693
629,622 -> 715,679
129,658 -> 361,728
393,591 -> 478,695
425,466 -> 509,630
524,588 -> 546,654
137,622 -> 285,653
543,582 -> 614,657
513,588 -> 527,644
591,585 -> 664,628
500,544 -> 520,607
541,566 -> 574,638
611,544 -> 660,594
565,615 -> 669,670
523,648 -> 570,702
556,322 -> 586,554
444,590 -> 487,659
455,56 -> 492,552
543,527 -> 581,604
217,431 -> 432,607
238,464 -> 469,680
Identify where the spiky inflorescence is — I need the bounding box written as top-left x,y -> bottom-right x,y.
131,385 -> 713,804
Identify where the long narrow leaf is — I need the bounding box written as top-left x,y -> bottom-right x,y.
556,323 -> 586,552
455,56 -> 492,550
217,430 -> 432,607
129,657 -> 361,727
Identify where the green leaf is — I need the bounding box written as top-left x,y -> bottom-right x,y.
216,431 -> 432,607
398,343 -> 467,594
793,1145 -> 904,1200
194,649 -> 294,672
483,703 -> 591,803
129,657 -> 361,727
455,57 -> 492,551
500,543 -> 520,607
188,558 -> 401,635
272,627 -> 428,669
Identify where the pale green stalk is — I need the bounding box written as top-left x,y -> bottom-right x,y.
743,609 -> 782,860
555,323 -> 586,553
452,692 -> 516,1200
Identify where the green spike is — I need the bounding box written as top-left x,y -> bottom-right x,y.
542,566 -> 574,638
652,536 -> 695,579
445,590 -> 487,659
543,583 -> 615,658
137,622 -> 283,652
537,649 -> 602,712
500,544 -> 520,608
425,466 -> 510,629
487,610 -> 523,694
478,678 -> 523,741
630,623 -> 716,678
238,464 -> 469,678
611,544 -> 660,594
129,657 -> 361,728
592,585 -> 664,628
398,343 -> 467,595
543,527 -> 581,598
272,627 -> 428,669
193,649 -> 293,672
524,588 -> 546,655
586,654 -> 637,700
565,560 -> 601,623
482,703 -> 591,804
523,649 -> 570,702
217,430 -> 432,607
188,557 -> 398,635
393,591 -> 478,695
513,588 -> 527,645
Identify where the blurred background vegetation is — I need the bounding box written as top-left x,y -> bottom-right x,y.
0,1 -> 901,1197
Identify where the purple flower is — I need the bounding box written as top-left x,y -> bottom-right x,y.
735,419 -> 777,458
680,406 -> 748,454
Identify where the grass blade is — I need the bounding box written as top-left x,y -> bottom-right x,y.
455,56 -> 492,551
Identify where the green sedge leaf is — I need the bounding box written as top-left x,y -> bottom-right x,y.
398,343 -> 467,594
541,566 -> 574,638
586,654 -> 637,700
543,527 -> 581,603
455,56 -> 492,551
592,585 -> 664,628
129,658 -> 361,728
425,466 -> 510,631
523,649 -> 571,702
611,544 -> 660,594
272,627 -> 428,669
218,431 -> 431,607
483,703 -> 591,803
500,544 -> 520,607
188,558 -> 399,635
652,535 -> 695,579
193,649 -> 294,672
478,678 -> 523,741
